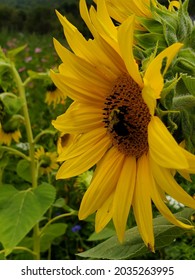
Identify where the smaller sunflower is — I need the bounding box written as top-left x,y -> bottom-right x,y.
35,146 -> 58,175
45,83 -> 66,107
103,0 -> 180,27
0,123 -> 21,146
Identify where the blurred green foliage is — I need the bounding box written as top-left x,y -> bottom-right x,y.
0,0 -> 93,37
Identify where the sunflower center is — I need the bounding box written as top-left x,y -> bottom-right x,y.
103,73 -> 151,158
39,154 -> 52,168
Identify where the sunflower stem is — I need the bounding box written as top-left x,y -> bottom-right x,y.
34,129 -> 56,144
40,211 -> 78,236
0,146 -> 30,161
10,62 -> 40,260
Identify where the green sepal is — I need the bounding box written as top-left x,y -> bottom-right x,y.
182,74 -> 195,96
151,3 -> 178,31
177,0 -> 193,42
173,95 -> 195,112
0,94 -> 23,115
2,114 -> 24,132
189,25 -> 195,49
137,17 -> 163,33
135,32 -> 166,50
166,113 -> 179,134
174,48 -> 195,75
180,110 -> 195,153
160,76 -> 179,109
163,22 -> 178,45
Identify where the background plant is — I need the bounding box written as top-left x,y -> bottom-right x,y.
0,36 -> 96,260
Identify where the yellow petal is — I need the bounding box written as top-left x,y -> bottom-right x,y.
50,71 -> 105,105
148,116 -> 189,169
54,35 -> 120,80
56,135 -> 110,179
144,43 -> 183,98
168,1 -> 180,11
79,147 -> 125,219
94,35 -> 126,76
113,156 -> 136,242
95,192 -> 114,232
180,147 -> 195,173
53,40 -> 111,91
55,10 -> 94,61
95,0 -> 117,42
151,159 -> 195,209
118,15 -> 143,87
58,128 -> 107,161
132,154 -> 154,251
80,0 -> 97,38
150,166 -> 193,230
142,79 -> 157,115
177,170 -> 192,182
104,0 -> 151,23
52,101 -> 103,134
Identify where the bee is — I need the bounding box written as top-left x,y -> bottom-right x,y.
108,108 -> 129,136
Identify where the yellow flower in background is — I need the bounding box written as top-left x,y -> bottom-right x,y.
57,133 -> 79,155
52,0 -> 195,250
45,83 -> 66,107
0,124 -> 21,146
35,146 -> 58,175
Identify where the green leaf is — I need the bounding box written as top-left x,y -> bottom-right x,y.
7,44 -> 27,60
40,223 -> 67,252
78,208 -> 195,260
88,227 -> 115,241
52,198 -> 66,208
16,159 -> 32,183
0,253 -> 6,260
0,183 -> 56,255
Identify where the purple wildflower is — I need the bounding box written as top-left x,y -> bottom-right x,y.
71,224 -> 82,233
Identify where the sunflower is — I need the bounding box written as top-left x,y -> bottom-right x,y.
102,0 -> 152,24
101,0 -> 179,28
35,146 -> 58,175
0,123 -> 21,146
45,83 -> 66,107
52,0 -> 195,250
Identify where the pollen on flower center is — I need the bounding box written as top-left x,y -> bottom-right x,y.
103,73 -> 151,158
